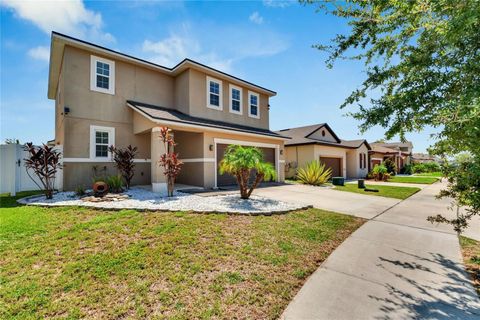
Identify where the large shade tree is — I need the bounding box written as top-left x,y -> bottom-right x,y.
219,145 -> 276,199
304,0 -> 480,231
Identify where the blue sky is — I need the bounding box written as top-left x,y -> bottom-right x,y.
1,0 -> 438,152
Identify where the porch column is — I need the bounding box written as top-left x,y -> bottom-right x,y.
151,127 -> 167,194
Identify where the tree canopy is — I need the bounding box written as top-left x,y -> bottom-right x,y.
305,0 -> 480,231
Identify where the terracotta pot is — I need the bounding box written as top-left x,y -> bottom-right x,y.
93,181 -> 109,197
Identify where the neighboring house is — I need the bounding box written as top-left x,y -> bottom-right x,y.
277,124 -> 371,179
48,32 -> 287,191
369,141 -> 413,172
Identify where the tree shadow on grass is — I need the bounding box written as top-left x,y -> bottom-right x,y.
370,249 -> 480,319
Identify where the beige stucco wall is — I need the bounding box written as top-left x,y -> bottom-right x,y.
62,116 -> 150,159
308,127 -> 338,143
284,145 -> 315,178
187,69 -> 270,130
62,46 -> 175,125
54,59 -> 65,145
63,162 -> 150,191
174,69 -> 190,114
346,144 -> 369,178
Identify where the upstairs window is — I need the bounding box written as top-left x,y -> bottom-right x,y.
90,55 -> 115,95
206,76 -> 222,110
90,126 -> 115,159
229,85 -> 242,114
248,91 -> 260,119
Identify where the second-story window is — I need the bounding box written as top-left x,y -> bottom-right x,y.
90,55 -> 115,95
248,91 -> 260,119
229,85 -> 242,115
206,76 -> 222,110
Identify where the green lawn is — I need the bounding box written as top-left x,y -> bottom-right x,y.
460,236 -> 480,297
387,175 -> 439,184
335,184 -> 420,199
413,172 -> 443,177
0,192 -> 363,319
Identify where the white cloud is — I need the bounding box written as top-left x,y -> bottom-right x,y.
249,11 -> 264,25
28,46 -> 50,62
1,0 -> 114,43
263,0 -> 294,8
141,24 -> 289,73
142,34 -> 233,72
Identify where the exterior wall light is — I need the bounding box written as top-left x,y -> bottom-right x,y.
209,144 -> 214,151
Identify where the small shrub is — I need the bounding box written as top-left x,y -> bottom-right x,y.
109,145 -> 138,189
372,164 -> 388,181
296,160 -> 332,186
383,158 -> 397,175
23,143 -> 62,199
401,163 -> 413,174
75,186 -> 86,197
106,175 -> 123,193
383,172 -> 391,181
158,127 -> 183,197
366,171 -> 374,179
412,162 -> 441,173
423,161 -> 441,172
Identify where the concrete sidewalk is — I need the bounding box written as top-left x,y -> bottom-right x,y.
282,182 -> 480,319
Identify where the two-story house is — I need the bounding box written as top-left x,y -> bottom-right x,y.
48,32 -> 286,192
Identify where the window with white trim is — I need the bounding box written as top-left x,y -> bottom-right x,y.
90,55 -> 115,95
206,76 -> 222,110
90,126 -> 115,159
248,91 -> 260,118
229,85 -> 242,114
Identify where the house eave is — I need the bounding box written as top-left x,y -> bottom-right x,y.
127,102 -> 289,141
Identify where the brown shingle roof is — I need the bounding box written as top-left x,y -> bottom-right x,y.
276,124 -> 370,150
127,100 -> 288,139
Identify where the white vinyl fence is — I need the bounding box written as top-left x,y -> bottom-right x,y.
0,144 -> 63,195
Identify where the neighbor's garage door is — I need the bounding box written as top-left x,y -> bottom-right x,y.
320,157 -> 342,178
216,144 -> 276,187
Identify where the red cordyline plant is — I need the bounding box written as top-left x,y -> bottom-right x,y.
23,143 -> 62,199
108,145 -> 138,189
158,127 -> 183,197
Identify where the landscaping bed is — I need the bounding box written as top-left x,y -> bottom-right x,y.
460,236 -> 480,297
0,192 -> 364,319
17,187 -> 308,215
386,176 -> 439,184
334,183 -> 421,199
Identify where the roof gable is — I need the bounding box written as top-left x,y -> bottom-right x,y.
305,124 -> 341,143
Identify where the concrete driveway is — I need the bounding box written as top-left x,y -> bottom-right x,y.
253,184 -> 400,219
281,182 -> 480,319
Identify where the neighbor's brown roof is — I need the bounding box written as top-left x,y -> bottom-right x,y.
276,124 -> 370,150
127,100 -> 288,139
369,143 -> 412,154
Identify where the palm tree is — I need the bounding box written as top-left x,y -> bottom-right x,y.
219,145 -> 277,199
